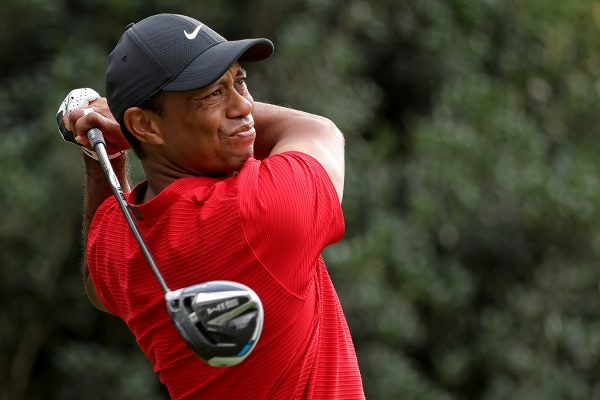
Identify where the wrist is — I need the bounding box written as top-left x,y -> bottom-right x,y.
83,147 -> 130,191
81,146 -> 126,161
83,148 -> 128,170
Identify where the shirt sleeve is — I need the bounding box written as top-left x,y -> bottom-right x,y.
237,151 -> 344,297
86,198 -> 121,315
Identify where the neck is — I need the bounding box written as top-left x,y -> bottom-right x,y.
139,159 -> 233,203
140,159 -> 186,202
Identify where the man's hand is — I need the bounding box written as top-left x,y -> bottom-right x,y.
58,88 -> 130,156
64,97 -> 130,156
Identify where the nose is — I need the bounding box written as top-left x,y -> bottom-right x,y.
226,89 -> 253,119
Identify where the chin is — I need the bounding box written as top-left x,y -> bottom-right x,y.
234,152 -> 253,168
216,153 -> 253,176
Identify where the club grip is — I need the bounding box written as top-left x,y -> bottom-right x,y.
87,128 -> 106,148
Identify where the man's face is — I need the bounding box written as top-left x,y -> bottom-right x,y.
152,62 -> 256,176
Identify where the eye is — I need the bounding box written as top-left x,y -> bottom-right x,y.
206,88 -> 223,98
234,78 -> 247,90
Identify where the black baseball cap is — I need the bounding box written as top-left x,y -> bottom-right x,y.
105,13 -> 274,123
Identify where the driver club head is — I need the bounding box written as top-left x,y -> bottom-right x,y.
165,281 -> 264,367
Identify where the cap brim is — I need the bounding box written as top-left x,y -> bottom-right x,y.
162,38 -> 273,91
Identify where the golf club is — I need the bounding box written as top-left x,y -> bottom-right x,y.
57,88 -> 264,367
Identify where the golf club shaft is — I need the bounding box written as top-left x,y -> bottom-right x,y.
87,128 -> 171,294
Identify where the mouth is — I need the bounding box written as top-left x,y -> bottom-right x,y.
230,123 -> 256,138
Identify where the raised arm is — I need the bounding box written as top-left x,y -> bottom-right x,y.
65,98 -> 131,312
252,102 -> 345,201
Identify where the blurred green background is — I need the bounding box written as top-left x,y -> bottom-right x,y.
2,0 -> 600,399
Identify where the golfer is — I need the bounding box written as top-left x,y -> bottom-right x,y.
64,13 -> 364,399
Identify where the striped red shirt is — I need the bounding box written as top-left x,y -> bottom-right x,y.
87,151 -> 364,399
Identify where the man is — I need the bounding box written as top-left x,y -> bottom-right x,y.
64,13 -> 364,399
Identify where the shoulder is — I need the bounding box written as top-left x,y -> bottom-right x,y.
237,151 -> 334,189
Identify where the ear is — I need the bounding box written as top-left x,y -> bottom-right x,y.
123,107 -> 164,145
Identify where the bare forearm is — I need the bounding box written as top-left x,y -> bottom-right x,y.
252,102 -> 332,159
82,153 -> 130,244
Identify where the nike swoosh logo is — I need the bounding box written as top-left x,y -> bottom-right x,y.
184,24 -> 204,40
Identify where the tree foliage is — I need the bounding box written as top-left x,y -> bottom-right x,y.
1,0 -> 600,399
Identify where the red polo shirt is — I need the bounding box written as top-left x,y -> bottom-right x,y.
87,151 -> 364,399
